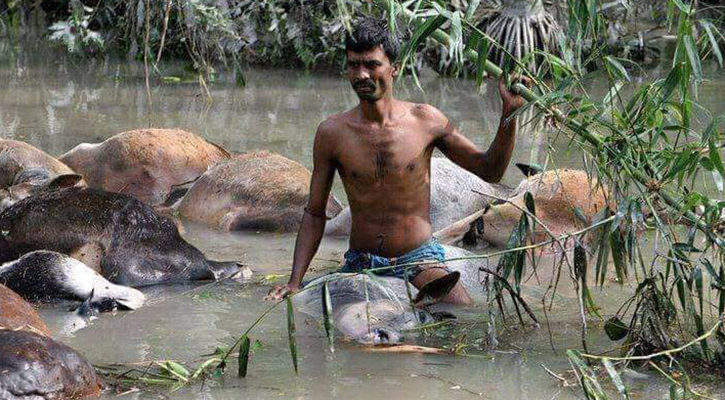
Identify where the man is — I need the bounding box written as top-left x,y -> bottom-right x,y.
266,18 -> 526,304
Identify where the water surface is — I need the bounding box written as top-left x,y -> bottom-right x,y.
3,41 -> 725,399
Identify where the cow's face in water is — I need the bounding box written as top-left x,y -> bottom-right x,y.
100,236 -> 246,288
0,173 -> 83,213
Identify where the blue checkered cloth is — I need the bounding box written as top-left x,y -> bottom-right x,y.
338,238 -> 448,281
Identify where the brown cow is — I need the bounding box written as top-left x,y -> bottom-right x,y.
60,128 -> 230,206
0,139 -> 82,212
435,169 -> 609,249
0,284 -> 102,399
175,150 -> 342,231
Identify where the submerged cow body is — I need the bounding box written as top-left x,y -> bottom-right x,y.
436,169 -> 609,248
60,128 -> 230,206
0,139 -> 75,188
325,157 -> 509,236
0,250 -> 145,311
0,139 -> 83,212
294,245 -> 483,344
0,187 -> 246,287
0,284 -> 102,400
175,150 -> 342,231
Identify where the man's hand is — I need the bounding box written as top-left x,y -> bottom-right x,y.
264,282 -> 300,301
499,76 -> 530,114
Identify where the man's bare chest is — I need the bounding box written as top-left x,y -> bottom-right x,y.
335,130 -> 433,185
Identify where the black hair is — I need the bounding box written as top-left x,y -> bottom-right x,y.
345,18 -> 400,62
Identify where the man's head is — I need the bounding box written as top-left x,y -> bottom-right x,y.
345,18 -> 400,102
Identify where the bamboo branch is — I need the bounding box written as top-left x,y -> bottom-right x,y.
375,0 -> 717,244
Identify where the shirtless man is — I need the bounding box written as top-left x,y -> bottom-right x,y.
266,18 -> 526,304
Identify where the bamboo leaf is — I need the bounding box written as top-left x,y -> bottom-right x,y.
238,335 -> 251,378
596,222 -> 611,287
465,0 -> 481,20
398,15 -> 447,77
576,244 -> 600,317
670,0 -> 692,14
672,242 -> 702,253
524,192 -> 536,215
322,282 -> 335,352
286,297 -> 299,374
610,230 -> 627,283
604,317 -> 629,341
700,20 -> 723,67
164,361 -> 189,380
604,56 -> 630,82
684,35 -> 702,83
709,137 -> 725,184
476,34 -> 491,87
602,358 -> 629,398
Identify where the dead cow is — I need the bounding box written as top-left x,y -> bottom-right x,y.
0,284 -> 103,400
60,128 -> 230,206
174,150 -> 342,232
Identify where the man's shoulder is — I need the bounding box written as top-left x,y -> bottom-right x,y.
317,108 -> 355,135
407,102 -> 447,125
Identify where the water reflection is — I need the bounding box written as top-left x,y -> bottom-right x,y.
0,41 -> 554,188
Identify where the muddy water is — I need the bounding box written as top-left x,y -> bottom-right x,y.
2,41 -> 725,399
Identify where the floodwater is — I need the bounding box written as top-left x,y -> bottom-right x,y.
2,40 -> 725,399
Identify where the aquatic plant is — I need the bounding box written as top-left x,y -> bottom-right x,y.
384,0 -> 725,396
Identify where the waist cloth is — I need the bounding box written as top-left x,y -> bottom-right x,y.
338,238 -> 449,281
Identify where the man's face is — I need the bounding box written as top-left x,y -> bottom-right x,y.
346,46 -> 397,102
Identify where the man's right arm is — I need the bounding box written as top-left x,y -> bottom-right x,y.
265,122 -> 337,300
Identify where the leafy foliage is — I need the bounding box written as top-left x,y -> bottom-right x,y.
48,0 -> 104,54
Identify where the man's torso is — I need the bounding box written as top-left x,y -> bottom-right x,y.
326,101 -> 444,257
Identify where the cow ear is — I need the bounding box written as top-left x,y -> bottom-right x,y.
8,182 -> 37,199
413,271 -> 460,308
47,174 -> 83,189
326,195 -> 344,219
515,162 -> 543,177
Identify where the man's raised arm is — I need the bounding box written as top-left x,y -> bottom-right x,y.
433,78 -> 527,183
265,122 -> 337,300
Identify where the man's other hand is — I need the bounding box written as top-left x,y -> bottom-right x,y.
499,76 -> 530,114
264,283 -> 300,301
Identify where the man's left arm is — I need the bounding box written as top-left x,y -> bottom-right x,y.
433,78 -> 527,183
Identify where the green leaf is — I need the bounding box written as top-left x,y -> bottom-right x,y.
322,282 -> 335,352
476,34 -> 491,87
164,361 -> 190,380
684,35 -> 702,83
700,20 -> 723,67
604,56 -> 630,82
498,213 -> 529,293
670,0 -> 692,14
465,0 -> 481,20
602,358 -> 629,398
610,230 -> 628,283
524,192 -> 536,215
286,297 -> 299,374
576,244 -> 600,317
604,317 -> 629,341
709,137 -> 725,185
238,335 -> 251,378
672,242 -> 702,253
398,15 -> 447,77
